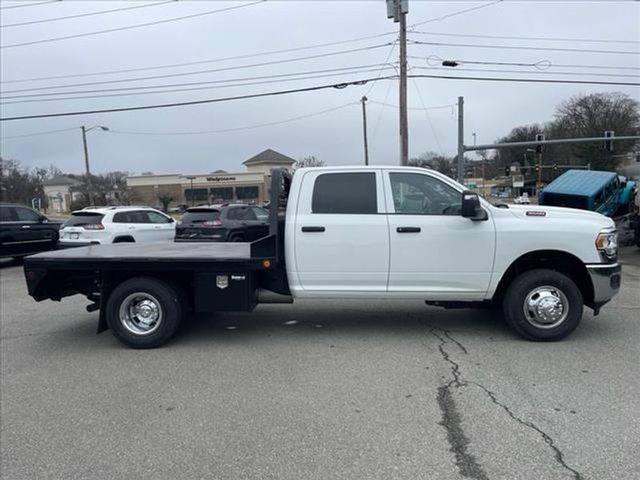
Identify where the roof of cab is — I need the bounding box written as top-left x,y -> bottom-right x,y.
542,170 -> 617,197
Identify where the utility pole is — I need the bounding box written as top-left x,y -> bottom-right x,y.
81,126 -> 94,206
386,0 -> 409,166
399,10 -> 408,166
457,96 -> 464,184
361,96 -> 370,166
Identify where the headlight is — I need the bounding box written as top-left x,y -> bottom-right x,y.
595,231 -> 618,259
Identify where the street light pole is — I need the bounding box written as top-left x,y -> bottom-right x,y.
361,96 -> 369,166
80,125 -> 109,207
186,176 -> 196,206
80,126 -> 94,206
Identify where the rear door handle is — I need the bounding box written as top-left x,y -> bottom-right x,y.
301,226 -> 325,232
22,225 -> 31,229
397,227 -> 421,233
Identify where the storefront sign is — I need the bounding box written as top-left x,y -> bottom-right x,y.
206,176 -> 236,182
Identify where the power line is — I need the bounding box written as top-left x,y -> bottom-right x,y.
1,66 -> 397,104
415,55 -> 640,71
0,0 -> 55,10
1,127 -> 77,139
368,100 -> 454,111
429,42 -> 640,57
411,30 -> 640,45
108,103 -> 358,136
1,0 -> 266,49
4,73 -> 637,122
2,43 -> 393,94
1,1 -> 174,28
365,40 -> 398,97
409,39 -> 639,55
1,63 -> 396,100
412,66 -> 640,79
407,73 -> 640,86
410,0 -> 504,27
0,76 -> 394,122
1,32 -> 396,84
409,75 -> 444,155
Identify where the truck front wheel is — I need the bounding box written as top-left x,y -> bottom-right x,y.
503,269 -> 583,341
106,277 -> 183,348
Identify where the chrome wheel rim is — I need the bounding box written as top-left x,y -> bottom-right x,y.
523,285 -> 569,329
118,292 -> 162,335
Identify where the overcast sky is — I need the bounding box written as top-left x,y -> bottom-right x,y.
1,0 -> 638,175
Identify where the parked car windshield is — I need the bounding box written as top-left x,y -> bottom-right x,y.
181,210 -> 220,223
63,212 -> 104,227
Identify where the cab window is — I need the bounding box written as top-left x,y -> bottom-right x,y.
389,173 -> 461,215
311,172 -> 377,214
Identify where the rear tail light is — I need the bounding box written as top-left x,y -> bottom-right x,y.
83,223 -> 105,230
203,219 -> 222,226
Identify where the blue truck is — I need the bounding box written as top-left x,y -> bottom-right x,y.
539,170 -> 636,218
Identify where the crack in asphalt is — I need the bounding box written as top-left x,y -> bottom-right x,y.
427,324 -> 584,480
430,327 -> 489,480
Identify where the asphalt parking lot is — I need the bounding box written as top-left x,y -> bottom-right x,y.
1,249 -> 639,480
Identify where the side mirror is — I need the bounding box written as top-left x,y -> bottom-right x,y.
461,191 -> 488,221
39,216 -> 49,223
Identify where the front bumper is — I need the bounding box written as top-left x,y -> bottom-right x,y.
586,263 -> 622,309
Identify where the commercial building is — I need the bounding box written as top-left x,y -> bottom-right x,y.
126,149 -> 295,208
43,175 -> 83,213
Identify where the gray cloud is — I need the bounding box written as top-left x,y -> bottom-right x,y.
1,0 -> 638,174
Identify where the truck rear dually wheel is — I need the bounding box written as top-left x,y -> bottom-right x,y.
106,277 -> 183,348
503,269 -> 583,341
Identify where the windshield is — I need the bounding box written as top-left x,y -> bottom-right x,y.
63,213 -> 104,227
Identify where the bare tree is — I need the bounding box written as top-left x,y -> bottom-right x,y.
294,155 -> 325,169
409,151 -> 454,177
157,192 -> 174,212
552,92 -> 639,170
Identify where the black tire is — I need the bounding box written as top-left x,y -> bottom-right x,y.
229,234 -> 245,242
105,277 -> 184,348
503,269 -> 583,341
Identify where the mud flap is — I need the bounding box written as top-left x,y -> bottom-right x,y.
97,306 -> 108,334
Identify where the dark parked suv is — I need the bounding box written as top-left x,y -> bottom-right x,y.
175,204 -> 270,242
0,203 -> 62,259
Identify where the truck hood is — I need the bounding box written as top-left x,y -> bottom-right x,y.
502,204 -> 615,229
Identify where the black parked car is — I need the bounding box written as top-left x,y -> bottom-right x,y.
0,203 -> 63,259
175,204 -> 270,242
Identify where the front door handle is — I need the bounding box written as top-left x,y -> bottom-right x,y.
397,227 -> 421,233
22,225 -> 31,229
301,226 -> 325,232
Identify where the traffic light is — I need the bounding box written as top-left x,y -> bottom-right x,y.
604,130 -> 614,152
535,165 -> 540,173
553,164 -> 558,171
535,134 -> 545,154
505,166 -> 510,176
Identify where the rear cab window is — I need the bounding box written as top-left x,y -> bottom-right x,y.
310,172 -> 378,214
64,212 -> 104,227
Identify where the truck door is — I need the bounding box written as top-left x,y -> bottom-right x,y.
292,170 -> 389,293
383,170 -> 496,298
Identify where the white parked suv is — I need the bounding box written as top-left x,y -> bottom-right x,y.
59,206 -> 175,247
